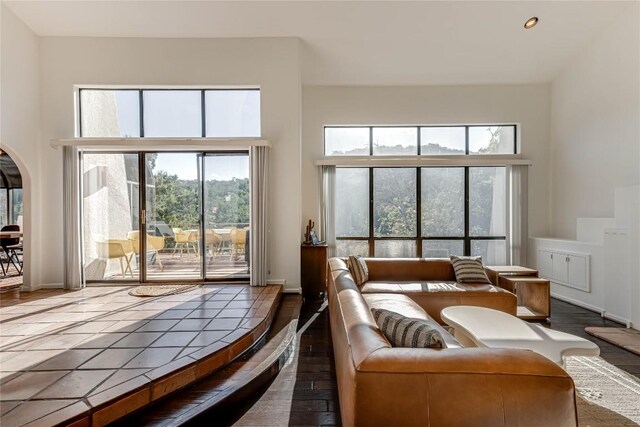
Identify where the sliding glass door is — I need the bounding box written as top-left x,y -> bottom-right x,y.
203,153 -> 250,280
144,153 -> 203,281
81,150 -> 250,284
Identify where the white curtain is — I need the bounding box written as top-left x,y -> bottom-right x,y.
508,164 -> 529,266
250,146 -> 269,286
319,165 -> 336,258
63,146 -> 83,290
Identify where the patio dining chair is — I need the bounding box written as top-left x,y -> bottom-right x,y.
172,228 -> 198,257
127,231 -> 165,271
230,228 -> 247,260
96,238 -> 135,278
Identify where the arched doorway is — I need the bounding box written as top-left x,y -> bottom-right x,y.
0,151 -> 24,290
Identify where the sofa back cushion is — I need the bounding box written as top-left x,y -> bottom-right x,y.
365,258 -> 456,282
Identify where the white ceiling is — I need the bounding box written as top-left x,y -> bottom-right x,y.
4,1 -> 632,85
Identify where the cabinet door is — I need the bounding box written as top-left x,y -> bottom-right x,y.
567,255 -> 587,290
552,252 -> 568,283
538,250 -> 553,279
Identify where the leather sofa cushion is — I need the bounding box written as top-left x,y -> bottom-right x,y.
365,258 -> 457,282
361,281 -> 499,294
363,293 -> 460,349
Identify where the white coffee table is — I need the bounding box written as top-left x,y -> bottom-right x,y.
441,306 -> 600,366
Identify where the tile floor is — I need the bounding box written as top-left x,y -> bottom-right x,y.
0,284 -> 281,426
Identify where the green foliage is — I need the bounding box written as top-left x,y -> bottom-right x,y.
149,170 -> 249,231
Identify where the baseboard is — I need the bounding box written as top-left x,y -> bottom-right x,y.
25,282 -> 64,291
550,292 -> 603,316
283,287 -> 302,294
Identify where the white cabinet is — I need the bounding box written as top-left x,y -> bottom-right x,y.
537,249 -> 590,292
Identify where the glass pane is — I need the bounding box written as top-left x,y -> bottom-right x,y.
80,90 -> 140,137
421,168 -> 464,237
11,189 -> 23,226
469,167 -> 506,236
336,168 -> 369,237
145,153 -> 202,280
374,168 -> 416,237
0,190 -> 7,228
374,240 -> 416,258
144,90 -> 202,137
372,127 -> 417,155
325,127 -> 370,156
471,240 -> 507,265
336,240 -> 369,257
205,90 -> 260,137
468,126 -> 515,154
204,154 -> 250,280
422,240 -> 464,258
82,153 -> 140,281
420,127 -> 465,155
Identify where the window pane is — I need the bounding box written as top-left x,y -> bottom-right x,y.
82,153 -> 140,281
0,190 -> 7,227
468,126 -> 515,154
143,90 -> 202,137
375,240 -> 416,258
374,168 -> 416,237
471,240 -> 507,265
420,127 -> 465,155
372,127 -> 417,155
205,90 -> 260,137
336,168 -> 369,237
422,240 -> 464,258
80,90 -> 140,137
11,189 -> 23,224
325,127 -> 370,156
421,167 -> 464,237
469,167 -> 506,236
336,240 -> 369,257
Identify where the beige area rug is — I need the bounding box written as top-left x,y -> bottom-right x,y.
586,327 -> 640,356
129,284 -> 200,297
565,356 -> 640,426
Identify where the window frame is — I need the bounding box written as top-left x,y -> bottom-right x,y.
335,165 -> 507,259
78,88 -> 261,139
324,124 -> 518,156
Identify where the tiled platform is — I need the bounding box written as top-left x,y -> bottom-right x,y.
0,284 -> 281,426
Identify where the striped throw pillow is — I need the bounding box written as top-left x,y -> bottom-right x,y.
347,255 -> 369,286
450,256 -> 491,284
371,308 -> 445,349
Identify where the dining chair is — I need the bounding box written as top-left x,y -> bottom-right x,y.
0,225 -> 22,275
127,231 -> 165,271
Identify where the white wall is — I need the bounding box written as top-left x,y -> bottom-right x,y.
550,5 -> 640,239
302,84 -> 552,242
0,4 -> 41,290
36,36 -> 302,291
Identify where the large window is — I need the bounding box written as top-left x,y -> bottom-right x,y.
79,88 -> 261,138
329,124 -> 513,263
335,166 -> 507,264
325,125 -> 517,156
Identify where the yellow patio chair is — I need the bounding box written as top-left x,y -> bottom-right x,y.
172,228 -> 197,257
230,228 -> 246,259
127,231 -> 165,271
96,238 -> 135,278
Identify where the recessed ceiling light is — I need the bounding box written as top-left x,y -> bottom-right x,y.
524,17 -> 539,29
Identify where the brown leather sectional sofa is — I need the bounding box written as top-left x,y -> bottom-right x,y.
328,257 -> 578,427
